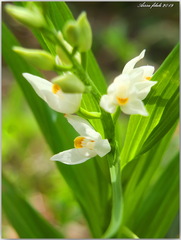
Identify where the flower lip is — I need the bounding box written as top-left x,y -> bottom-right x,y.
74,136 -> 85,148
117,97 -> 129,105
52,84 -> 61,94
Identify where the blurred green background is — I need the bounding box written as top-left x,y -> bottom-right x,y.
2,2 -> 179,238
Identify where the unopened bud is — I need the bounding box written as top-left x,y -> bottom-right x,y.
63,12 -> 92,52
63,21 -> 79,47
77,12 -> 92,52
52,73 -> 85,93
13,47 -> 55,70
5,4 -> 46,28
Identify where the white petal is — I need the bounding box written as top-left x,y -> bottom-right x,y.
46,91 -> 82,113
23,73 -> 52,101
135,81 -> 157,100
50,148 -> 94,165
137,66 -> 155,80
128,68 -> 144,83
65,115 -> 101,139
121,98 -> 148,116
107,74 -> 132,98
94,139 -> 111,157
23,73 -> 82,114
122,49 -> 146,74
100,95 -> 117,113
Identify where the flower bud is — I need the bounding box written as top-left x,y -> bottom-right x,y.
13,47 -> 55,70
63,21 -> 79,47
63,12 -> 92,52
52,73 -> 85,93
77,12 -> 92,52
5,4 -> 46,28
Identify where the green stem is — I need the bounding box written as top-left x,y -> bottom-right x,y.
54,64 -> 72,72
71,46 -> 78,56
78,107 -> 101,119
101,158 -> 123,238
112,107 -> 121,124
81,52 -> 87,70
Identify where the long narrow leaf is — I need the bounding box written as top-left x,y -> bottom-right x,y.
2,174 -> 63,238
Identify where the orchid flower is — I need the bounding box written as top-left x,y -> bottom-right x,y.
51,115 -> 111,165
23,73 -> 82,114
100,50 -> 157,116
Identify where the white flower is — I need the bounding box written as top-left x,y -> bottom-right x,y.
100,50 -> 157,116
50,115 -> 111,165
23,73 -> 82,114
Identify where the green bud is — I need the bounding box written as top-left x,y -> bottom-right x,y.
63,12 -> 92,52
13,47 -> 55,70
52,73 -> 85,93
63,21 -> 79,47
77,12 -> 92,52
5,4 -> 46,28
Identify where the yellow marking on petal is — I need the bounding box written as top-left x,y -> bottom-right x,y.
117,97 -> 129,105
146,76 -> 151,80
52,84 -> 61,94
74,136 -> 85,148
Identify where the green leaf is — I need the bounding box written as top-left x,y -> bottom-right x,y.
132,153 -> 179,238
140,90 -> 179,154
120,44 -> 179,169
2,174 -> 63,238
119,122 -> 179,238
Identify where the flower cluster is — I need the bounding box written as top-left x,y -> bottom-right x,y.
100,50 -> 157,116
22,50 -> 157,164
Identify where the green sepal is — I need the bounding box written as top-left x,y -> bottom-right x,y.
63,21 -> 79,47
13,46 -> 55,70
77,12 -> 92,52
5,4 -> 46,28
63,12 -> 92,52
